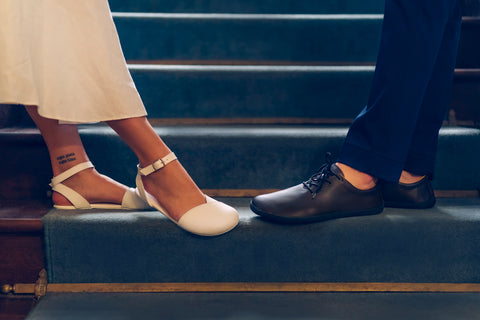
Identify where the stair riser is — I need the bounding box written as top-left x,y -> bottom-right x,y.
131,67 -> 479,120
43,198 -> 480,283
108,0 -> 385,14
25,292 -> 480,320
1,127 -> 478,201
114,15 -> 479,67
131,66 -> 374,120
457,18 -> 480,68
3,68 -> 479,127
108,0 -> 480,16
114,14 -> 383,63
3,68 -> 479,126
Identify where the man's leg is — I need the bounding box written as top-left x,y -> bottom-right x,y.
403,1 -> 462,178
378,1 -> 462,208
251,0 -> 461,222
338,0 -> 460,182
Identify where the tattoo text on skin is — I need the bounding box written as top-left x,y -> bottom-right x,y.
57,153 -> 77,165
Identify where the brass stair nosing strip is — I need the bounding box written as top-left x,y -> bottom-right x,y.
203,189 -> 480,198
15,282 -> 480,294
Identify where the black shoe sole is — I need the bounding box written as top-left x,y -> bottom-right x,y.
250,201 -> 384,224
383,198 -> 436,209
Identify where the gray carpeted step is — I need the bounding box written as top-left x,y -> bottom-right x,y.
130,66 -> 480,121
42,197 -> 480,283
108,0 -> 385,14
113,15 -> 479,67
3,68 -> 479,126
1,125 -> 479,201
130,65 -> 374,120
113,13 -> 383,63
26,292 -> 480,320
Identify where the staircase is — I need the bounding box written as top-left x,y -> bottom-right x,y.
1,0 -> 480,319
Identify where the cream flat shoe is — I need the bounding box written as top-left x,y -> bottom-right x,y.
136,152 -> 239,236
50,161 -> 150,210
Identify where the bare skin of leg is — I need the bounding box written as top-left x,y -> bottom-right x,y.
25,106 -> 128,206
399,171 -> 425,184
336,162 -> 424,190
106,116 -> 205,221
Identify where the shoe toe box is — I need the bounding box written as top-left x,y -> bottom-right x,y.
177,196 -> 239,236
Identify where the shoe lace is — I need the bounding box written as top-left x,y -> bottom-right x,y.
302,153 -> 341,198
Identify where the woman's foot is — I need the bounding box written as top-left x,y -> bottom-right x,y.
139,160 -> 206,221
52,167 -> 132,207
136,153 -> 239,236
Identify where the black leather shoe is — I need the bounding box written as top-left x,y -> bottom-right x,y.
250,163 -> 384,223
380,176 -> 435,209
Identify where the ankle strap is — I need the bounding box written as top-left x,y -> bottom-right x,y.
50,161 -> 94,186
138,152 -> 177,176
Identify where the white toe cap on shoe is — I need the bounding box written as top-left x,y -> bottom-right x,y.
177,196 -> 239,236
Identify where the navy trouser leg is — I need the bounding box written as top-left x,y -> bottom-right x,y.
403,1 -> 462,178
338,0 -> 461,182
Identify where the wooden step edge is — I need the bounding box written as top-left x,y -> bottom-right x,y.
147,117 -> 473,127
112,13 -> 479,22
454,68 -> 480,79
204,189 -> 480,198
0,220 -> 44,233
0,189 -> 476,232
127,61 -> 480,70
127,60 -> 377,66
148,118 -> 354,126
0,201 -> 50,233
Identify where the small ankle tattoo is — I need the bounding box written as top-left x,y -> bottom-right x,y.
57,153 -> 77,165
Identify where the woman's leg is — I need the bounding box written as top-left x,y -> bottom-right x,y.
106,117 -> 205,221
25,105 -> 128,206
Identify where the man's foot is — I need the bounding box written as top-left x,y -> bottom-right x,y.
250,162 -> 384,223
379,176 -> 436,209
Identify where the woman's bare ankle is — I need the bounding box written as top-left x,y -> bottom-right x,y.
52,168 -> 128,206
141,160 -> 205,221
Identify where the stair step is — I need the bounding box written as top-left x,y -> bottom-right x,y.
108,0 -> 385,14
112,14 -> 478,67
457,18 -> 480,68
4,68 -> 479,127
114,13 -> 383,63
26,291 -> 480,320
129,66 -> 479,121
1,125 -> 479,202
131,65 -> 374,120
42,197 -> 480,283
